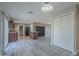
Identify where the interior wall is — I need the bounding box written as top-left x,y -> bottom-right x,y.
45,25 -> 51,37
0,13 -> 3,55
15,23 -> 19,39
75,5 -> 79,55
30,23 -> 35,32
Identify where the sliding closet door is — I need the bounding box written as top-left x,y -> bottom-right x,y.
61,13 -> 74,53
54,13 -> 74,53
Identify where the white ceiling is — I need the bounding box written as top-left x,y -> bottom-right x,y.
0,2 -> 78,24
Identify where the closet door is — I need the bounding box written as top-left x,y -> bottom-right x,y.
54,13 -> 74,53
61,13 -> 74,53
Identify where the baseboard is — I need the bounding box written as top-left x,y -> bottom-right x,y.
51,44 -> 77,56
0,50 -> 1,56
72,51 -> 77,56
0,49 -> 4,56
76,50 -> 79,56
51,42 -> 53,47
0,53 -> 1,56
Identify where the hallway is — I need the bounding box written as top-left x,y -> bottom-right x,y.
4,37 -> 74,56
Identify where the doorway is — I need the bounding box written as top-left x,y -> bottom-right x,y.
35,26 -> 45,37
25,27 -> 30,36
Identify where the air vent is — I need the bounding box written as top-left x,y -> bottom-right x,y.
28,11 -> 33,14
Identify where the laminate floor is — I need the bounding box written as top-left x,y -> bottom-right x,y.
4,37 -> 74,56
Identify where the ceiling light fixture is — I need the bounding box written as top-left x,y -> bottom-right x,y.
41,2 -> 53,12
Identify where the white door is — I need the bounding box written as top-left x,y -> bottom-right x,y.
54,13 -> 74,53
61,13 -> 74,53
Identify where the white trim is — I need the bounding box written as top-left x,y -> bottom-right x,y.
0,50 -> 1,56
54,11 -> 74,19
0,52 -> 1,56
76,50 -> 79,55
73,6 -> 77,56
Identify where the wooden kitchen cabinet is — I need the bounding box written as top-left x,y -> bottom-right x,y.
9,32 -> 17,42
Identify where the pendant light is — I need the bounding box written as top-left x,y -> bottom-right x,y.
41,2 -> 53,12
